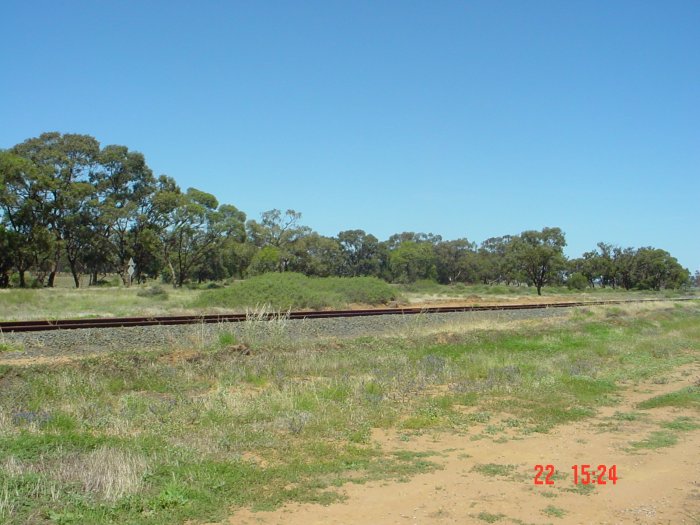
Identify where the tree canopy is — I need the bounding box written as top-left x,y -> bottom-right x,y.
0,132 -> 692,292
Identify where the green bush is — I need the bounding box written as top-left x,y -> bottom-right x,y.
194,272 -> 397,310
567,273 -> 589,291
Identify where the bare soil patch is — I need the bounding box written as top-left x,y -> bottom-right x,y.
228,363 -> 700,525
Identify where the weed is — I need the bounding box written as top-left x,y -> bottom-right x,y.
637,386 -> 700,410
612,411 -> 642,421
631,430 -> 678,450
477,511 -> 506,522
471,463 -> 517,478
661,417 -> 700,432
542,505 -> 567,518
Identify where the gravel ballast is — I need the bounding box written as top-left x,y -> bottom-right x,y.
1,308 -> 571,361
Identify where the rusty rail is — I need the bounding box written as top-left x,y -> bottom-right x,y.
1,298 -> 695,333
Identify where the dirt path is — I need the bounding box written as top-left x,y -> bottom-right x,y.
229,364 -> 700,525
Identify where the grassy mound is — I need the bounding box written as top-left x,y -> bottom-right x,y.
194,272 -> 398,310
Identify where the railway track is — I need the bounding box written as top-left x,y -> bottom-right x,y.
1,298 -> 695,333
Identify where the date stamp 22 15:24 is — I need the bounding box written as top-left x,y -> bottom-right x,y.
534,464 -> 618,486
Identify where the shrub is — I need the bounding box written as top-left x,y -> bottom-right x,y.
567,273 -> 589,290
193,272 -> 397,310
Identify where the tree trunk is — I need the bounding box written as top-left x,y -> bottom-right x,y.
47,245 -> 61,288
536,284 -> 542,295
18,270 -> 26,288
68,260 -> 81,288
167,259 -> 177,288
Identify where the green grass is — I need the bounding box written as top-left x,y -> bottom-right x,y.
194,272 -> 398,310
0,342 -> 21,353
470,463 -> 521,480
542,505 -> 567,518
477,511 -> 506,523
631,430 -> 678,449
0,283 -> 199,321
637,386 -> 700,410
0,302 -> 698,523
661,416 -> 700,431
398,279 -> 694,300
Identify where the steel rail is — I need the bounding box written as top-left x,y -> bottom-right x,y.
1,297 -> 695,334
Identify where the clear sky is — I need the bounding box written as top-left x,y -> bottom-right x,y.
2,1 -> 698,272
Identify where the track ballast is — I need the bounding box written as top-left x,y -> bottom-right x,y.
1,298 -> 694,333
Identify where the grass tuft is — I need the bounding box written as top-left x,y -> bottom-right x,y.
637,387 -> 700,410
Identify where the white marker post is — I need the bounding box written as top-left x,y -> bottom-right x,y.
127,258 -> 136,286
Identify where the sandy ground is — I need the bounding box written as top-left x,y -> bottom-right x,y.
227,363 -> 700,525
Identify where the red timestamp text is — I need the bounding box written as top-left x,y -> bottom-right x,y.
534,464 -> 618,485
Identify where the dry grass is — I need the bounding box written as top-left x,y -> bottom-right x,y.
1,447 -> 148,502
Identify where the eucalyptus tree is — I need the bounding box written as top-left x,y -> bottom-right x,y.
246,209 -> 311,272
336,229 -> 382,277
11,132 -> 101,287
289,234 -> 344,277
152,180 -> 245,286
434,238 -> 478,284
630,247 -> 689,290
477,235 -> 517,285
93,144 -> 157,284
511,227 -> 567,295
0,151 -> 55,286
388,241 -> 437,283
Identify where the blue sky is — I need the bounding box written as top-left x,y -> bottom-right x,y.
2,1 -> 698,272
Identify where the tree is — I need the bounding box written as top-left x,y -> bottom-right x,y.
612,247 -> 637,290
0,226 -> 15,287
388,241 -> 436,283
246,209 -> 311,271
476,236 -> 518,285
631,247 -> 689,290
248,246 -> 282,275
0,151 -> 55,287
337,229 -> 382,277
289,234 -> 344,277
93,144 -> 156,285
511,227 -> 567,295
385,231 -> 442,250
435,239 -> 478,284
11,132 -> 101,287
152,181 -> 238,287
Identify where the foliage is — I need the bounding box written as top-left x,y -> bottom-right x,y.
511,227 -> 567,295
0,132 -> 691,292
194,272 -> 397,310
566,272 -> 589,290
388,241 -> 437,283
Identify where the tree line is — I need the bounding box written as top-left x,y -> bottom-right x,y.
0,132 -> 693,293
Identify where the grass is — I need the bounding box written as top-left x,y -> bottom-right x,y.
542,505 -> 567,518
0,282 -> 198,321
477,511 -> 506,523
193,272 -> 398,310
3,272 -> 690,322
471,463 -> 518,478
631,430 -> 679,450
398,279 -> 695,301
0,342 -> 21,353
637,386 -> 700,410
0,301 -> 698,523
